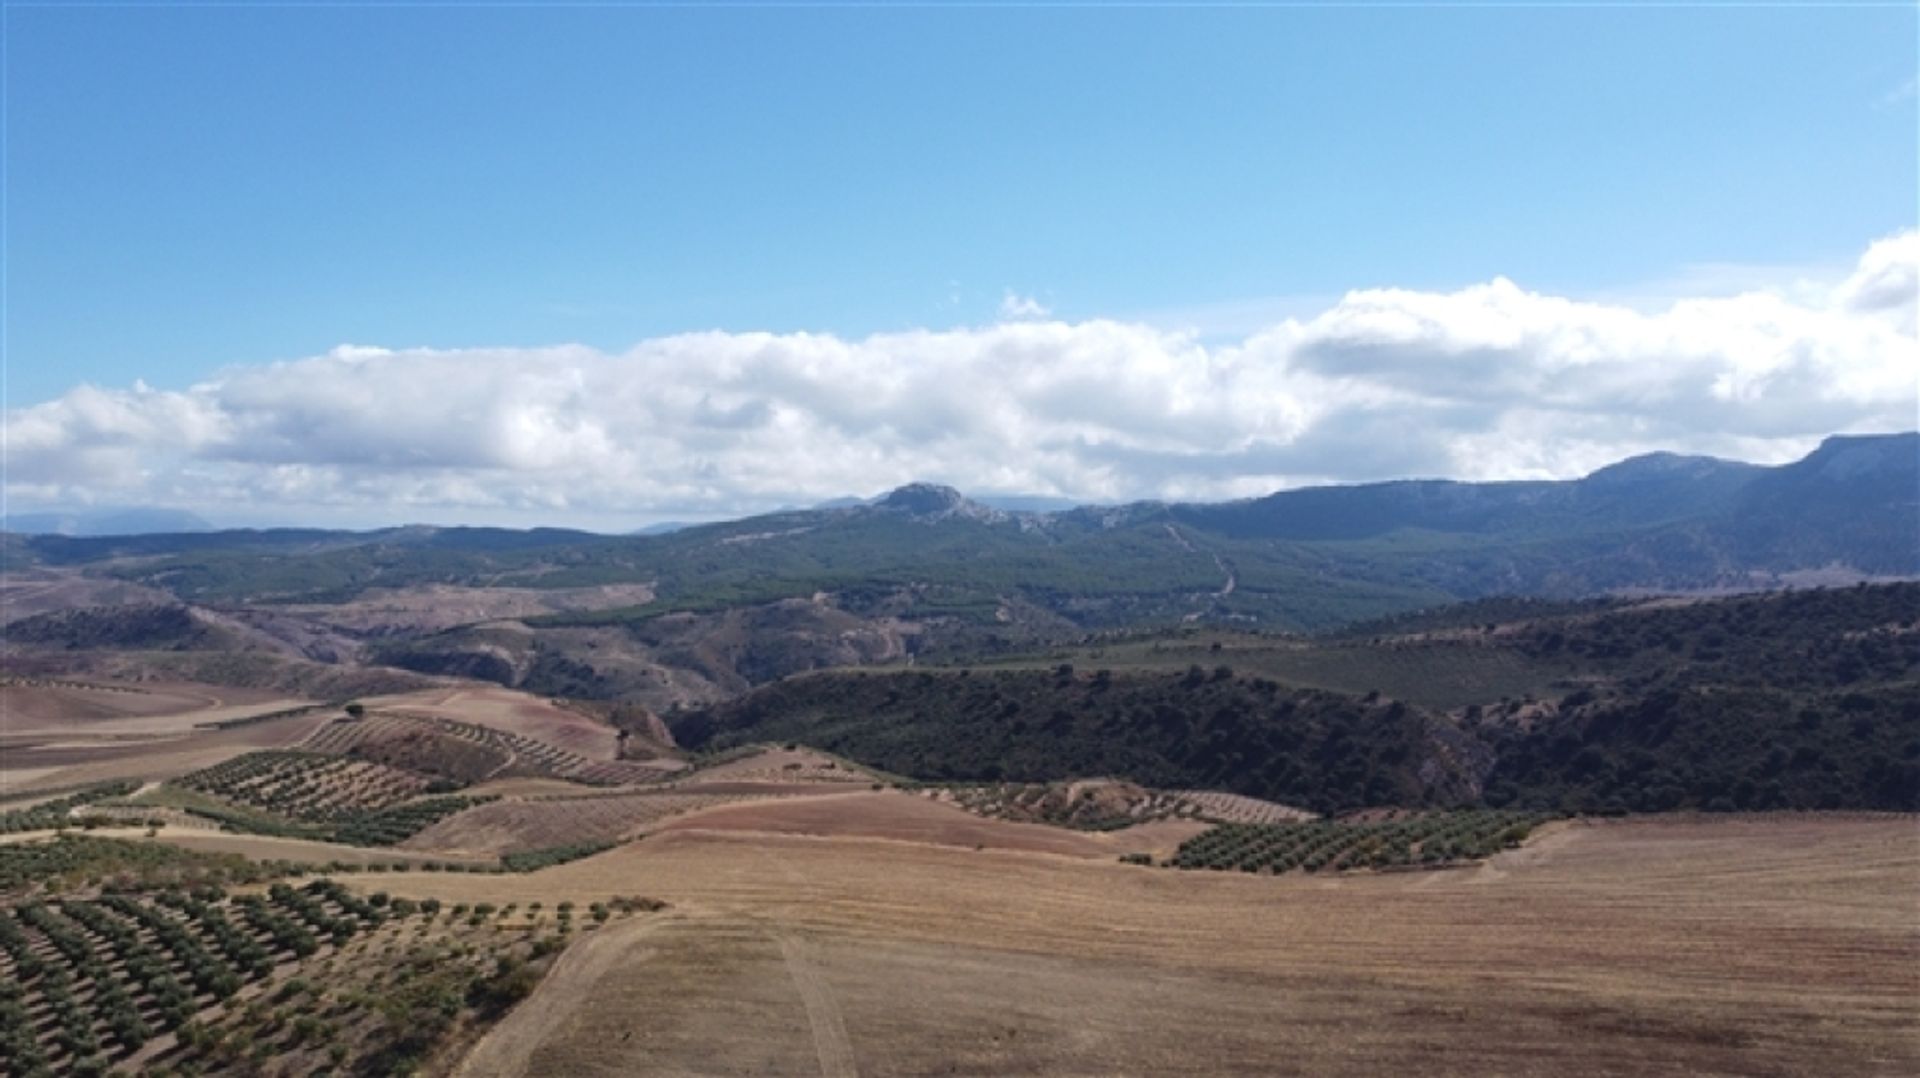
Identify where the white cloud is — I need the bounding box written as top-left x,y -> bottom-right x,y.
5,231 -> 1915,525
998,291 -> 1052,320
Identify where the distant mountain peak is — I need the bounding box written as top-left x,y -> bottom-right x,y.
1803,431 -> 1919,481
877,482 -> 968,513
1581,450 -> 1759,487
873,482 -> 1007,523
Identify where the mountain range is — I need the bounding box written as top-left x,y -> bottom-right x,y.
8,433 -> 1911,632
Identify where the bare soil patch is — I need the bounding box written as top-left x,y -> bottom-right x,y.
0,709 -> 331,794
459,776 -> 607,798
400,789 -> 824,855
681,746 -> 876,786
0,677 -> 295,732
655,789 -> 1130,858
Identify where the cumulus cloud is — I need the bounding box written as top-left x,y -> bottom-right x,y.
5,231 -> 1915,525
998,291 -> 1052,320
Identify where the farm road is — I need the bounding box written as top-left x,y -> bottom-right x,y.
451,915 -> 671,1078
780,931 -> 860,1078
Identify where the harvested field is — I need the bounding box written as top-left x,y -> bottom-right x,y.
0,825 -> 497,866
459,776 -> 605,799
681,746 -> 876,786
0,710 -> 333,795
355,815 -> 1920,1077
657,789 -> 1136,858
0,677 -> 303,734
399,789 -> 818,856
0,678 -> 218,726
667,781 -> 883,798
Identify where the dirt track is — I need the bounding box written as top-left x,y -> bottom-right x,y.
452,914 -> 671,1078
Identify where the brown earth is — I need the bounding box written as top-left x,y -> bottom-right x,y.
308,717 -> 514,784
0,825 -> 497,866
353,814 -> 1920,1077
457,776 -> 609,799
655,789 -> 1158,858
399,789 -> 826,856
677,746 -> 876,786
0,677 -> 295,731
0,708 -> 331,793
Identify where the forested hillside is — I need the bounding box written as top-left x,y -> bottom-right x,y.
674,583 -> 1920,813
674,667 -> 1480,813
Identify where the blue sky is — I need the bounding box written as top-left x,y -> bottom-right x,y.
10,4 -> 1915,405
4,3 -> 1916,527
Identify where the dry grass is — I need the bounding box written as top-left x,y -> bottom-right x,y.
654,789 -> 1181,859
0,708 -> 332,794
0,677 -> 302,733
351,814 -> 1920,1076
0,824 -> 497,866
679,747 -> 876,786
399,789 -> 813,855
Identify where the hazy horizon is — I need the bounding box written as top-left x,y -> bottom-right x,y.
6,428 -> 1914,535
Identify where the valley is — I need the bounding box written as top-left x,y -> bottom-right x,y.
1,436 -> 1915,1075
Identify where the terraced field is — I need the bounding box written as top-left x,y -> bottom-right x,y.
304,713 -> 660,786
371,687 -> 625,764
304,714 -> 511,784
176,752 -> 434,821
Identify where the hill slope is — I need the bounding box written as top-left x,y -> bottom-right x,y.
673,584 -> 1920,813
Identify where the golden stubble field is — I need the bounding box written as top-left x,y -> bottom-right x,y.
0,677 -> 327,793
347,813 -> 1920,1077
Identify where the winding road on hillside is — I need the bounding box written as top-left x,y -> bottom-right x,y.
1165,524 -> 1237,621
